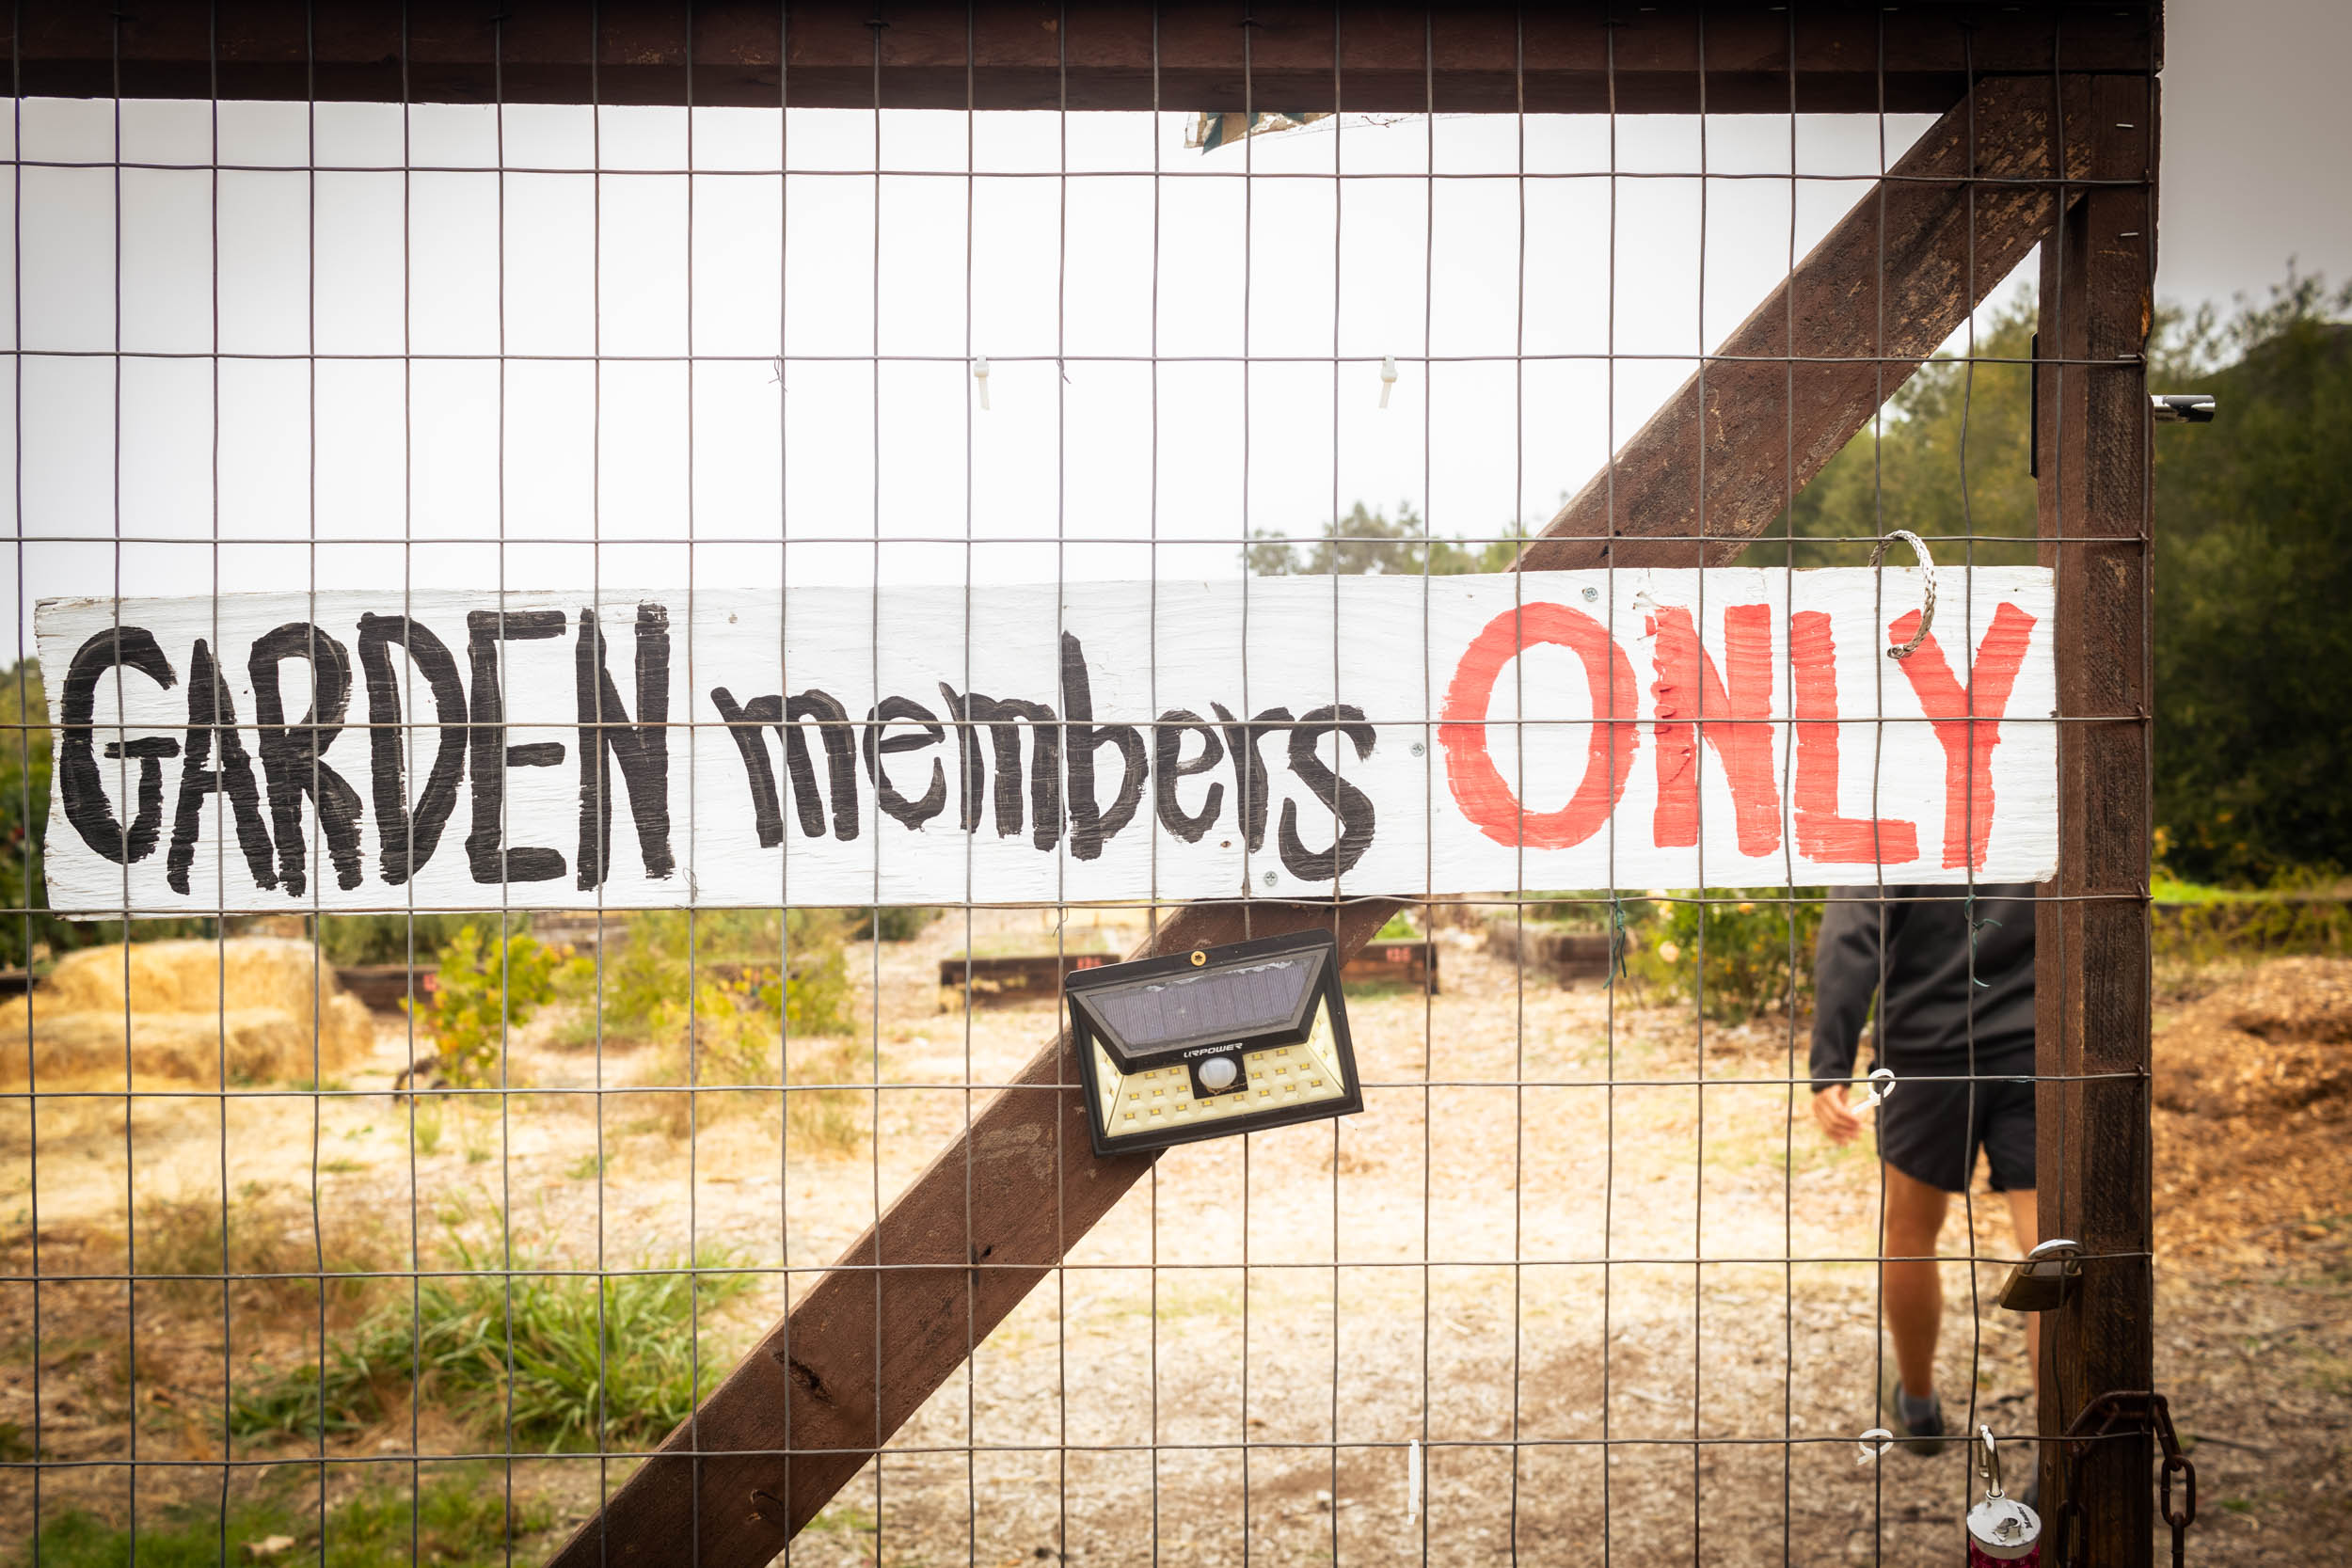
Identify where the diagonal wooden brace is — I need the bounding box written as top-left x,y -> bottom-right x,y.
548,72 -> 2093,1568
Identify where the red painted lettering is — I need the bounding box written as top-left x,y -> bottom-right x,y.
1440,604 -> 1640,849
1790,610 -> 1918,865
1889,602 -> 2037,871
1648,603 -> 1781,856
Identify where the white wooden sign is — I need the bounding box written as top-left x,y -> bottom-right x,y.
37,570 -> 2055,913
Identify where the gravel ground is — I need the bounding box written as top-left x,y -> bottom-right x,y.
0,921 -> 2343,1565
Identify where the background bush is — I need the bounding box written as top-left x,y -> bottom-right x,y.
417,921 -> 588,1086
1629,891 -> 1826,1024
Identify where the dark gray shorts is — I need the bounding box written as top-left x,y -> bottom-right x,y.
1877,1069 -> 2036,1194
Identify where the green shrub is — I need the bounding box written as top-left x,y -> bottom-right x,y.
230,1231 -> 754,1453
2153,871 -> 2352,966
566,909 -> 852,1050
415,921 -> 589,1086
315,911 -> 463,966
1629,891 -> 1825,1024
844,905 -> 943,942
16,1463 -> 550,1568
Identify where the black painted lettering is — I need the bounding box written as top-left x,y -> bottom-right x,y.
1152,710 -> 1226,844
168,639 -> 278,895
711,688 -> 786,848
249,623 -> 366,895
56,626 -> 178,866
1060,633 -> 1145,862
575,603 -> 676,889
935,684 -> 986,832
785,690 -> 861,841
960,689 -> 1058,849
1279,704 -> 1376,881
1210,701 -> 1294,854
464,609 -> 568,885
356,613 -> 468,886
862,695 -> 946,830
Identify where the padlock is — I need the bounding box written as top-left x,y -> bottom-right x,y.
1967,1425 -> 2042,1565
1995,1237 -> 2083,1314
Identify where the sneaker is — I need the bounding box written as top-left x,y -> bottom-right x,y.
1880,1373 -> 1951,1455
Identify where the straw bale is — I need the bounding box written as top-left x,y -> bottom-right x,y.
0,938 -> 375,1088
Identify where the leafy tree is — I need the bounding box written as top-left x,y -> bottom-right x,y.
1779,293 -> 2040,567
1249,499 -> 1525,576
2148,274 -> 2352,883
1782,274 -> 2352,885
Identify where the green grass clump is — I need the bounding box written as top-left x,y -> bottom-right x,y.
230,1235 -> 754,1453
15,1463 -> 550,1567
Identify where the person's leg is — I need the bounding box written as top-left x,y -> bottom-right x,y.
2003,1186 -> 2042,1402
1882,1164 -> 1951,1399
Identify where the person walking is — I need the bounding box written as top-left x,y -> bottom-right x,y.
1810,883 -> 2041,1456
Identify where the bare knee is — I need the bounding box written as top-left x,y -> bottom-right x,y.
1883,1165 -> 1951,1256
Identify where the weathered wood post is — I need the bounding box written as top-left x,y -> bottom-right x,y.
2034,71 -> 2159,1560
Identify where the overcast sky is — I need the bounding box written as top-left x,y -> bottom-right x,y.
6,4 -> 2345,659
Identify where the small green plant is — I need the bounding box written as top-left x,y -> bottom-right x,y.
16,1462 -> 551,1567
409,1096 -> 445,1157
787,1039 -> 875,1157
1374,910 -> 1421,941
844,905 -> 943,942
134,1186 -> 393,1321
416,921 -> 590,1087
230,1228 -> 755,1453
1629,890 -> 1825,1023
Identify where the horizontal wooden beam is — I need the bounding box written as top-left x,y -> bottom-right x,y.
1519,70 -> 2099,572
12,1 -> 2156,114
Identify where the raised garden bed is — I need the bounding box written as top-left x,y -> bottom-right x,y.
1484,921 -> 1618,983
938,951 -> 1116,1010
334,963 -> 438,1013
1343,938 -> 1439,993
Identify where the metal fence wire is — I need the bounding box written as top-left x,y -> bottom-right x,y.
1,4 -> 2161,1565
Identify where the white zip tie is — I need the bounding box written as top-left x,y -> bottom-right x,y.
1856,1428 -> 1896,1465
973,356 -> 991,411
1406,1437 -> 1422,1521
1852,1067 -> 1897,1115
1380,355 -> 1398,409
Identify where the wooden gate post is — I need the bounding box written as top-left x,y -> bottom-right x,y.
2034,73 -> 2159,1559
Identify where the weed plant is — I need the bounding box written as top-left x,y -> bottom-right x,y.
135,1186 -> 394,1323
230,1229 -> 754,1452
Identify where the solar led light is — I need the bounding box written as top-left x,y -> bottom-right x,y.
1067,928 -> 1365,1156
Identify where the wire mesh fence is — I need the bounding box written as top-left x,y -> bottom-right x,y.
0,5 -> 2159,1564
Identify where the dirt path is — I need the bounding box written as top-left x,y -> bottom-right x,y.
0,926 -> 2344,1565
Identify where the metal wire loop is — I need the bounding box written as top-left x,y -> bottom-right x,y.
1870,527 -> 1939,659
